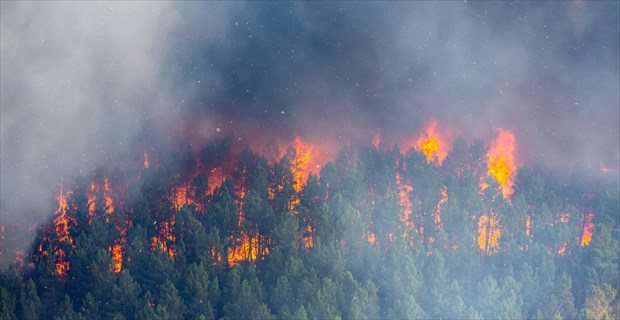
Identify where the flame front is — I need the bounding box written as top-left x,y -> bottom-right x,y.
415,120 -> 451,165
487,129 -> 517,199
227,232 -> 268,267
291,137 -> 311,193
109,244 -> 123,272
580,212 -> 594,246
53,188 -> 74,277
478,214 -> 501,255
434,186 -> 448,229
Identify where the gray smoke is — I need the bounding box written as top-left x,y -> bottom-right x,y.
1,2 -> 618,262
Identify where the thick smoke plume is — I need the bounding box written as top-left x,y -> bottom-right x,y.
1,2 -> 618,261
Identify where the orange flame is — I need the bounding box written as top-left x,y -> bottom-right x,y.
580,212 -> 594,246
487,128 -> 518,199
396,172 -> 414,230
151,218 -> 176,260
143,152 -> 150,169
227,232 -> 268,266
415,120 -> 451,165
525,214 -> 532,237
104,178 -> 114,215
477,214 -> 501,255
435,186 -> 448,229
109,244 -> 123,272
303,225 -> 314,248
367,232 -> 376,246
557,243 -> 567,256
53,187 -> 74,277
211,246 -> 223,265
208,167 -> 225,195
87,182 -> 96,216
291,137 -> 311,193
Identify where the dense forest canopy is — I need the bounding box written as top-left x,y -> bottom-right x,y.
1,131 -> 618,319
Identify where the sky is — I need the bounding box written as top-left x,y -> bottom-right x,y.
1,1 -> 618,245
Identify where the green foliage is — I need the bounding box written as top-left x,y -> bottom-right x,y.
2,143 -> 618,319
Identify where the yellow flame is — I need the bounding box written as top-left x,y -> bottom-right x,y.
109,244 -> 123,273
487,129 -> 517,199
580,212 -> 594,246
368,232 -> 376,246
478,214 -> 501,255
415,120 -> 451,165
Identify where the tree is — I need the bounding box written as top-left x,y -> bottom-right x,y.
387,295 -> 427,319
158,279 -> 185,318
18,279 -> 41,320
0,286 -> 17,320
580,283 -> 617,320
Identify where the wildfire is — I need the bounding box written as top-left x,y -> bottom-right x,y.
368,232 -> 376,246
525,214 -> 532,237
487,128 -> 518,199
54,189 -> 72,244
211,246 -> 223,265
414,120 -> 451,165
557,243 -> 567,256
109,244 -> 123,272
53,188 -> 74,277
172,184 -> 201,212
291,137 -> 311,193
303,225 -> 314,248
151,219 -> 176,260
477,213 -> 501,255
208,167 -> 225,195
580,212 -> 594,246
87,182 -> 96,216
227,232 -> 268,266
103,178 -> 114,215
396,172 -> 414,229
143,152 -> 150,169
434,186 -> 448,229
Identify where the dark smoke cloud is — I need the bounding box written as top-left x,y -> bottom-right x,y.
170,1 -> 618,169
1,2 -> 618,258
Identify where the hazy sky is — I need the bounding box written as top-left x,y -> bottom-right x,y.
1,2 -> 618,232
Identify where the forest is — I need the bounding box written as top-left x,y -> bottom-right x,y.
0,134 -> 618,320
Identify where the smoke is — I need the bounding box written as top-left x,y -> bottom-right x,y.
1,2 -> 182,230
1,2 -> 618,259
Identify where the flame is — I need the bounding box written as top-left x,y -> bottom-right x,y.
477,214 -> 501,255
211,246 -> 223,265
291,137 -> 311,193
104,178 -> 114,215
372,134 -> 381,149
414,120 -> 451,165
580,212 -> 594,246
368,232 -> 376,246
151,218 -> 176,260
396,172 -> 414,230
479,176 -> 489,194
227,232 -> 268,266
87,182 -> 96,216
237,165 -> 247,224
434,186 -> 448,229
208,167 -> 225,195
303,225 -> 314,248
525,214 -> 532,237
487,129 -> 517,199
143,152 -> 150,169
109,244 -> 123,272
557,243 -> 567,256
54,189 -> 72,244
